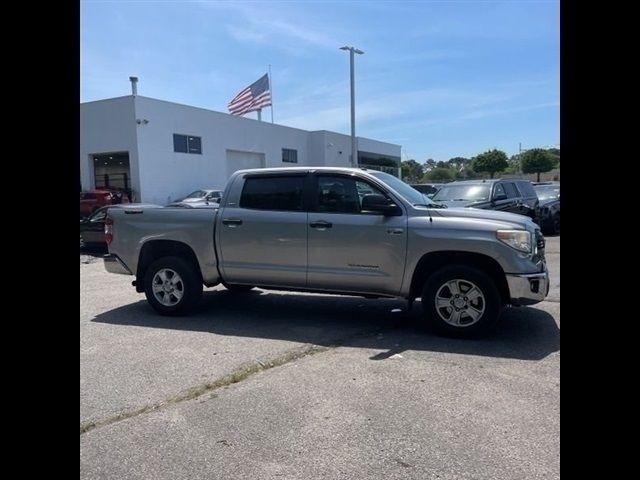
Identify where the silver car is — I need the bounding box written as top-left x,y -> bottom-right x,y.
178,189 -> 222,205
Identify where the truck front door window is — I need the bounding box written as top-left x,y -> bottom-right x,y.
316,176 -> 385,214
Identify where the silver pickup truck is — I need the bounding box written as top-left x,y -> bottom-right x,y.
104,167 -> 548,337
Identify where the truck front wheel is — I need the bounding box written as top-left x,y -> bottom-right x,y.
421,265 -> 501,338
144,256 -> 202,316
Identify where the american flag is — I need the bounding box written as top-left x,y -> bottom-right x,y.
228,73 -> 272,116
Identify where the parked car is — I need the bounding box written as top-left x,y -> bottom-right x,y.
177,189 -> 223,205
104,167 -> 548,338
80,189 -> 129,218
410,183 -> 443,197
430,179 -> 539,221
534,183 -> 560,235
80,204 -> 162,248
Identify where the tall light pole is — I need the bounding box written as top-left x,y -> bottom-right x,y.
340,46 -> 364,167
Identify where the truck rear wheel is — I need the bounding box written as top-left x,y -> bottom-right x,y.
144,256 -> 202,316
421,265 -> 501,338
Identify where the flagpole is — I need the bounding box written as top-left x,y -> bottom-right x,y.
257,109 -> 262,122
268,64 -> 274,123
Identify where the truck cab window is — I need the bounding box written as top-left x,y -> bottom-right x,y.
240,176 -> 304,211
316,176 -> 384,214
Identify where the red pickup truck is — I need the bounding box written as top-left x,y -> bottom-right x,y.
80,189 -> 129,218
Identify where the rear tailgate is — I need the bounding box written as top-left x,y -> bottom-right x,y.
104,206 -> 220,285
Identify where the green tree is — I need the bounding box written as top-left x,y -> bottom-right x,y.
547,148 -> 560,157
401,159 -> 424,182
447,157 -> 470,168
455,166 -> 471,179
471,149 -> 509,179
503,154 -> 521,175
545,148 -> 560,168
424,167 -> 453,182
521,149 -> 556,182
445,157 -> 470,178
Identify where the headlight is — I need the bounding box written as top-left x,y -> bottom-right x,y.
496,230 -> 532,254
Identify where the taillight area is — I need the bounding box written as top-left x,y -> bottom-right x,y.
105,216 -> 114,245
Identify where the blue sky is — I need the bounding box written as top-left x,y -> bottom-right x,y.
81,0 -> 559,161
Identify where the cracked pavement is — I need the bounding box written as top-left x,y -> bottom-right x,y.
80,236 -> 559,479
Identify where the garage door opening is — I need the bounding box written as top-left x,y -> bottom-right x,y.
226,150 -> 265,177
92,152 -> 131,200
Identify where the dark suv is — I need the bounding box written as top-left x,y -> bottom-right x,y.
431,179 -> 539,221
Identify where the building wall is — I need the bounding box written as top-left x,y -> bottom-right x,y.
80,96 -> 140,197
318,131 -> 356,167
133,96 -> 315,204
358,137 -> 402,158
81,95 -> 402,205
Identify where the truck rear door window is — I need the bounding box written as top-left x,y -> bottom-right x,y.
240,176 -> 304,211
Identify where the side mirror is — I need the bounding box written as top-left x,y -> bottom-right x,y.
361,194 -> 402,216
493,193 -> 507,201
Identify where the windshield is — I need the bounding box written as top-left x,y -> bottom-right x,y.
432,184 -> 490,202
534,186 -> 560,201
368,171 -> 438,206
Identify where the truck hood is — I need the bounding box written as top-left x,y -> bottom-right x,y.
432,206 -> 534,229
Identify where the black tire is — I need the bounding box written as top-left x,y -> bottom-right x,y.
144,256 -> 202,316
225,284 -> 256,292
421,265 -> 501,338
551,213 -> 560,235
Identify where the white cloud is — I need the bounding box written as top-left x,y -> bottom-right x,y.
275,85 -> 517,132
199,0 -> 341,51
364,101 -> 559,139
226,25 -> 268,44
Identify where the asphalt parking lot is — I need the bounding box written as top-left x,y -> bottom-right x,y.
80,236 -> 559,480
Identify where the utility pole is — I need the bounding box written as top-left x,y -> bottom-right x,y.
340,46 -> 364,167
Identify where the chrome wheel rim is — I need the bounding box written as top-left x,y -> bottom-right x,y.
435,279 -> 485,327
152,268 -> 184,306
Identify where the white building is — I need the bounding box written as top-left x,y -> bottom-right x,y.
80,94 -> 401,205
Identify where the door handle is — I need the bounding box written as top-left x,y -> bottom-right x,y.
309,220 -> 333,229
386,228 -> 404,235
222,218 -> 243,227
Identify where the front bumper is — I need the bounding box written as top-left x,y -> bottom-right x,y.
104,254 -> 132,275
506,270 -> 549,306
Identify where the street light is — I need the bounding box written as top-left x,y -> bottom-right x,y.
340,46 -> 364,167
